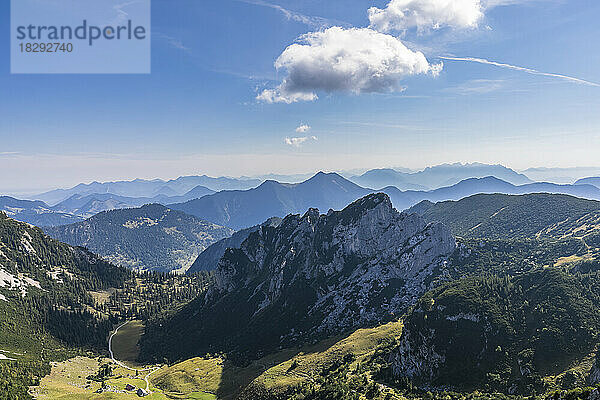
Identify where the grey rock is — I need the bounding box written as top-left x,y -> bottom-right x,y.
209,192 -> 455,348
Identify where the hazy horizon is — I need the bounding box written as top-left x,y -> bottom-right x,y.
4,161 -> 600,198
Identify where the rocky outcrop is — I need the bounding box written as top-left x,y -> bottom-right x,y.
187,217 -> 282,273
141,193 -> 456,361
389,269 -> 600,395
212,193 -> 455,335
590,355 -> 600,386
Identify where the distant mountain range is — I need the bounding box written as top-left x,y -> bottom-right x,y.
52,185 -> 215,218
0,196 -> 84,226
351,162 -> 532,190
521,167 -> 600,184
170,172 -> 372,230
44,204 -> 233,273
34,175 -> 261,206
10,163 -> 600,209
383,176 -> 600,210
1,185 -> 217,226
350,169 -> 429,191
171,174 -> 600,231
576,177 -> 600,189
7,171 -> 600,232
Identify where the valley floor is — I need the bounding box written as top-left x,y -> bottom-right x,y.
30,320 -> 216,400
28,320 -> 404,399
28,316 -> 600,400
31,356 -> 216,399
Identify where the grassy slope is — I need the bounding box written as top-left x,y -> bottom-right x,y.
249,321 -> 402,392
148,321 -> 403,400
31,319 -> 218,399
110,320 -> 144,365
32,357 -> 172,400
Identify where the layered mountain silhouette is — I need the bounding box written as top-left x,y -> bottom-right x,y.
171,174 -> 600,230
0,196 -> 83,226
523,167 -> 600,184
383,176 -> 600,210
8,172 -> 600,232
350,169 -> 429,191
576,177 -> 600,189
35,175 -> 261,205
52,185 -> 215,218
352,162 -> 532,190
169,172 -> 371,230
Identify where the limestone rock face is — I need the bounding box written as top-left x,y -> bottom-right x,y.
165,193 -> 456,358
214,193 -> 455,333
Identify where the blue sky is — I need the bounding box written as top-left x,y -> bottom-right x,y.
1,0 -> 599,194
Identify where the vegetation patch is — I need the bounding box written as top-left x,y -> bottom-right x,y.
110,320 -> 145,365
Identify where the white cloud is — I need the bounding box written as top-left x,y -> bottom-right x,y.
285,136 -> 318,147
257,89 -> 318,104
257,27 -> 442,104
439,56 -> 600,87
368,0 -> 484,33
295,124 -> 311,133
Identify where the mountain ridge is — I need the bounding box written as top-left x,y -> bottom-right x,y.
408,192 -> 600,239
169,172 -> 372,230
352,163 -> 533,190
44,204 -> 234,272
576,177 -> 600,189
140,193 -> 456,362
187,217 -> 282,273
51,184 -> 215,218
34,175 -> 261,205
0,196 -> 84,227
170,174 -> 600,231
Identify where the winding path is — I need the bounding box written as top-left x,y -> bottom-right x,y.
108,321 -> 160,393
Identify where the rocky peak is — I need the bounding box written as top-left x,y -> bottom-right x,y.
302,207 -> 320,225
166,193 -> 456,360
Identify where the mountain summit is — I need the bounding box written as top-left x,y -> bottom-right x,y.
170,172 -> 371,230
140,193 -> 456,361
